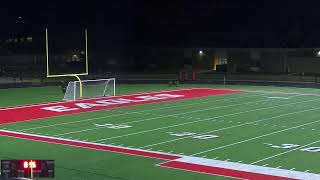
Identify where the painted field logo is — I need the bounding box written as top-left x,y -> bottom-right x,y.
0,88 -> 241,125
41,94 -> 184,112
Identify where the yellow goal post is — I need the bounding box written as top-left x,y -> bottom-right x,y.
45,28 -> 88,98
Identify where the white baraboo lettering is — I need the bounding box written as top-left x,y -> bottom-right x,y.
42,93 -> 184,112
41,105 -> 79,112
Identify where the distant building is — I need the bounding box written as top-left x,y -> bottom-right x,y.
189,48 -> 320,74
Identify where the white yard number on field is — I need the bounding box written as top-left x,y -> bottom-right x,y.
265,143 -> 320,153
168,132 -> 196,137
300,147 -> 320,152
94,123 -> 131,129
167,132 -> 219,140
193,134 -> 219,140
270,144 -> 300,149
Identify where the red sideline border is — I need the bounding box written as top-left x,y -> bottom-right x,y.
0,130 -> 179,161
159,161 -> 297,180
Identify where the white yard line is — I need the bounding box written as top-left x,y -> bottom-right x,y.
53,98 -> 271,136
192,119 -> 320,156
267,97 -> 290,100
91,98 -> 320,143
17,93 -> 262,131
251,139 -> 320,164
242,89 -> 320,97
141,106 -> 320,148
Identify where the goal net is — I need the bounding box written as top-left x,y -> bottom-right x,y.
63,78 -> 116,101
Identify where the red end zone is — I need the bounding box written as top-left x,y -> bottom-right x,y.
0,88 -> 242,125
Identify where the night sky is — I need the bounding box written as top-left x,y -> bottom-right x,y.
1,0 -> 320,47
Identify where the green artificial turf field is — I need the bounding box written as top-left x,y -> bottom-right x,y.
1,84 -> 320,180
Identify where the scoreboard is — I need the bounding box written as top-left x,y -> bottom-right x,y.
1,160 -> 54,178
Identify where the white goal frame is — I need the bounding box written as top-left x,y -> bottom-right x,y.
63,78 -> 116,101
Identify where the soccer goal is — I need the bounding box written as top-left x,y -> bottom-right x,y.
63,78 -> 116,101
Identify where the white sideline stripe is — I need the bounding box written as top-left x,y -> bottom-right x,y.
175,156 -> 320,180
0,129 -> 320,180
54,98 -> 271,136
92,98 -> 320,142
267,97 -> 290,99
0,88 -> 210,110
141,106 -> 320,148
192,118 -> 320,156
19,93 -> 265,131
3,129 -> 318,180
243,89 -> 320,97
0,129 -> 177,158
266,94 -> 303,100
155,163 -> 244,180
251,139 -> 320,164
